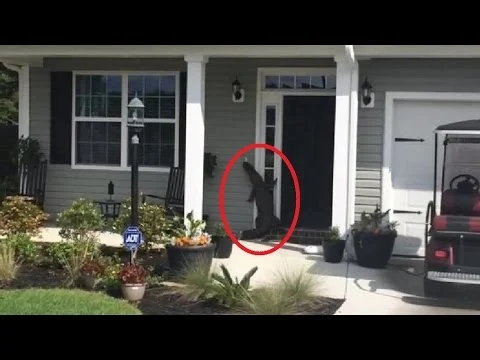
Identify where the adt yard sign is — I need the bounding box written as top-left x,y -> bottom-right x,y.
123,226 -> 144,251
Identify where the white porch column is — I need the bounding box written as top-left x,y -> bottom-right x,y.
18,65 -> 30,139
347,62 -> 359,229
184,55 -> 208,221
332,56 -> 359,236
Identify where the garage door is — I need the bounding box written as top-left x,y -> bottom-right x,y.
391,100 -> 480,257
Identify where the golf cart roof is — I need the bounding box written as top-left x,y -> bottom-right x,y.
436,119 -> 480,134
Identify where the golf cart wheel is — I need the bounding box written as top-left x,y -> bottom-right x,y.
423,276 -> 448,298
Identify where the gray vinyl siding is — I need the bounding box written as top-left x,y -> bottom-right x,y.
36,57 -> 469,231
356,58 -> 480,220
31,57 -> 335,233
32,58 -> 186,225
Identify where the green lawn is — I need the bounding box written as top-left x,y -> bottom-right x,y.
0,289 -> 142,315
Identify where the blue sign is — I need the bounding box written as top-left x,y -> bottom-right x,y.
122,226 -> 144,251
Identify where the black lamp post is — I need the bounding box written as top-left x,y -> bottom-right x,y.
127,94 -> 145,236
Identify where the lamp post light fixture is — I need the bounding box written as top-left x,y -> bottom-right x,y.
126,93 -> 144,262
232,76 -> 245,103
360,77 -> 374,108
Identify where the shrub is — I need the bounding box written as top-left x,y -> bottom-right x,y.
54,198 -> 105,284
112,198 -> 175,249
46,242 -> 78,268
6,233 -> 38,263
241,267 -> 318,315
171,258 -> 215,302
171,262 -> 257,307
119,263 -> 149,285
210,265 -> 258,307
0,196 -> 48,236
61,241 -> 101,287
80,259 -> 105,278
57,198 -> 105,243
0,240 -> 21,282
97,256 -> 123,295
170,211 -> 212,247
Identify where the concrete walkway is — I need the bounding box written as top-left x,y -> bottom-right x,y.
35,226 -> 480,315
213,240 -> 480,315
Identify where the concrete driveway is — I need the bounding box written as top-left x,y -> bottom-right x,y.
213,240 -> 480,315
338,256 -> 480,315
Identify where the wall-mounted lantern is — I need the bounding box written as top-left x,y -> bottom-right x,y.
360,77 -> 375,109
232,77 -> 245,103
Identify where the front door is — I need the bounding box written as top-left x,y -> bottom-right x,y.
280,96 -> 336,229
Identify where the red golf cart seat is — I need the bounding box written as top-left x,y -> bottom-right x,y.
433,214 -> 480,233
441,189 -> 480,217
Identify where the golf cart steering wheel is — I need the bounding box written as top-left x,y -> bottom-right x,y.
449,174 -> 480,193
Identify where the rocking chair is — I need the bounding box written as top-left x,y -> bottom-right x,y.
141,166 -> 185,217
17,159 -> 48,209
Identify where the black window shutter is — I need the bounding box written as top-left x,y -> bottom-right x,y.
50,72 -> 73,165
178,72 -> 187,169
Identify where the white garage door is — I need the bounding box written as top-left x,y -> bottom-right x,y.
391,100 -> 480,257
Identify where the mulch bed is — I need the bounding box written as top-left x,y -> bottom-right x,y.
139,288 -> 344,315
0,244 -> 345,315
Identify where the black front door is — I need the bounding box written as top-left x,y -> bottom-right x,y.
280,96 -> 336,230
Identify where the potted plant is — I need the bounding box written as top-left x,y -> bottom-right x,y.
212,223 -> 233,259
322,226 -> 345,263
165,211 -> 215,274
119,262 -> 149,302
80,259 -> 105,290
351,205 -> 398,269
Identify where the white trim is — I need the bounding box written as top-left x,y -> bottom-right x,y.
382,91 -> 480,220
71,164 -> 171,173
0,45 -> 345,58
7,45 -> 480,59
331,58 -> 357,235
260,67 -> 337,76
347,62 -> 359,229
345,45 -> 356,65
70,70 -> 180,172
254,67 -> 338,227
184,55 -> 208,221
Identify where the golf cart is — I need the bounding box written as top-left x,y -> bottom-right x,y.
424,119 -> 480,298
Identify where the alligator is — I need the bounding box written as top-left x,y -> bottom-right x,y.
239,160 -> 280,241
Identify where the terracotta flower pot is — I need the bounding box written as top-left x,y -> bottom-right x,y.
121,283 -> 146,302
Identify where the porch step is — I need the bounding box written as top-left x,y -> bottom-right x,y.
264,227 -> 329,246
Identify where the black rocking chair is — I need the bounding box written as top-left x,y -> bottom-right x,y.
141,166 -> 185,217
17,159 -> 48,209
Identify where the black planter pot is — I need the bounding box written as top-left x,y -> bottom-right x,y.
212,235 -> 233,259
165,243 -> 215,275
353,229 -> 397,269
322,239 -> 346,263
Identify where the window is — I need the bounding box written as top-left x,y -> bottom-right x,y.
264,105 -> 276,186
263,74 -> 336,91
72,72 -> 179,172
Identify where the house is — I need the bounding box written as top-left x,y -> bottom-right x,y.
4,45 -> 480,258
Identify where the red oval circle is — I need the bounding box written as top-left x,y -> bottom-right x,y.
218,143 -> 301,256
